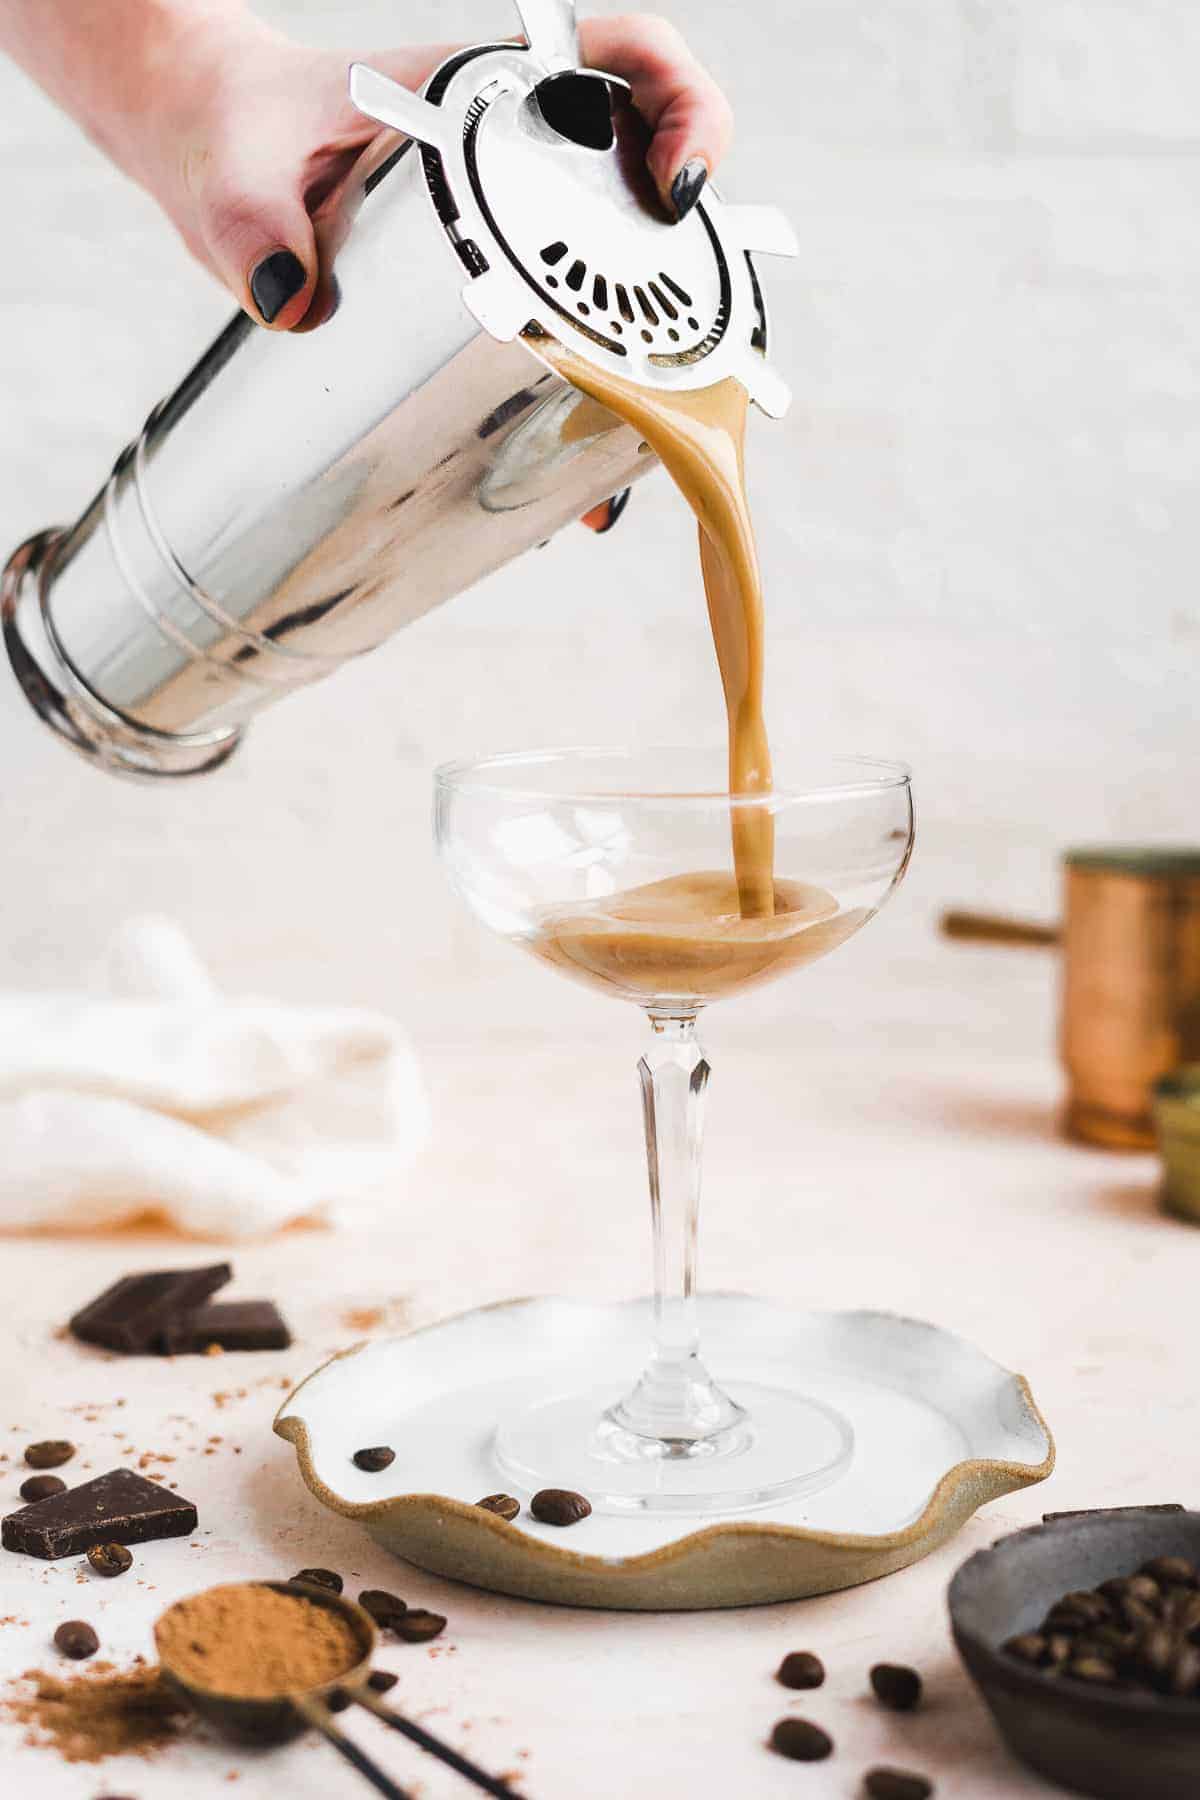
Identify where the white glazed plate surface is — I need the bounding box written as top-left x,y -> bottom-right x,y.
275,1295 -> 1054,1610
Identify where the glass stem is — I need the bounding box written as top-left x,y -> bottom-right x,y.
608,1011 -> 746,1449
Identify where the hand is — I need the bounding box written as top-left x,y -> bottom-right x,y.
117,10 -> 733,332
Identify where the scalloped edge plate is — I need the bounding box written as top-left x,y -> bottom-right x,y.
275,1296 -> 1054,1611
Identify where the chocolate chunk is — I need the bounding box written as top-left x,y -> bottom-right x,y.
69,1265 -> 231,1354
87,1542 -> 133,1578
394,1610 -> 446,1643
3,1468 -> 197,1560
865,1771 -> 934,1800
25,1441 -> 75,1470
55,1620 -> 99,1660
162,1300 -> 292,1354
769,1718 -> 833,1761
352,1446 -> 395,1473
777,1650 -> 825,1689
870,1663 -> 923,1711
530,1488 -> 591,1526
368,1669 -> 398,1693
476,1494 -> 521,1521
19,1476 -> 66,1504
292,1567 -> 343,1594
359,1590 -> 407,1629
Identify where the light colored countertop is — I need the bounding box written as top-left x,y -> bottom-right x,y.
0,954 -> 1186,1799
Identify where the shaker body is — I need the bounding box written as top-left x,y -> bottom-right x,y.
3,135 -> 652,776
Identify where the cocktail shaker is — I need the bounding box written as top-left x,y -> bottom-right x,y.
944,847 -> 1200,1149
1,0 -> 795,779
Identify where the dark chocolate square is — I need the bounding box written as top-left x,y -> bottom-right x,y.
161,1300 -> 292,1354
69,1265 -> 232,1354
2,1467 -> 198,1560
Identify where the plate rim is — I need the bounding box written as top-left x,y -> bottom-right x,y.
273,1296 -> 1056,1573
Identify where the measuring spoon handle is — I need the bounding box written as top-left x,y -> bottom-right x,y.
354,1689 -> 520,1798
293,1694 -> 416,1800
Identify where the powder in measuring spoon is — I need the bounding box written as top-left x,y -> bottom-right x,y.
156,1584 -> 361,1698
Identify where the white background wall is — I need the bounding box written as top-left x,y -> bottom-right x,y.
2,0 -> 1197,1061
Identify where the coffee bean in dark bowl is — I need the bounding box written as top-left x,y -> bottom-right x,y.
949,1507 -> 1200,1800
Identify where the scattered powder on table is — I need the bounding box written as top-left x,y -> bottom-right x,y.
156,1585 -> 360,1698
3,1658 -> 188,1764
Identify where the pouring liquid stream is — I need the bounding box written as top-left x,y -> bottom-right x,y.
531,332 -> 775,923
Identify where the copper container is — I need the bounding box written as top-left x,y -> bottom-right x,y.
943,847 -> 1200,1150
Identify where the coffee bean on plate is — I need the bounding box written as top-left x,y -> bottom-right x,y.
395,1610 -> 446,1643
476,1494 -> 520,1521
25,1442 -> 74,1471
352,1447 -> 395,1473
777,1651 -> 825,1689
368,1669 -> 398,1693
292,1567 -> 343,1594
86,1543 -> 133,1578
54,1620 -> 98,1660
19,1475 -> 66,1504
870,1663 -> 923,1711
769,1717 -> 833,1762
864,1770 -> 934,1800
530,1488 -> 591,1526
359,1590 -> 407,1629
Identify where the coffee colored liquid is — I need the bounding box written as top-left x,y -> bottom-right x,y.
531,337 -> 774,918
530,872 -> 863,1005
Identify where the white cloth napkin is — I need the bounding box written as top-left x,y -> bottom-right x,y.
0,919 -> 429,1238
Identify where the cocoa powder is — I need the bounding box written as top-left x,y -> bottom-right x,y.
3,1658 -> 188,1763
155,1584 -> 360,1698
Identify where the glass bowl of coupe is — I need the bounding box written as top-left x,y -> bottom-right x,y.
434,746 -> 913,1515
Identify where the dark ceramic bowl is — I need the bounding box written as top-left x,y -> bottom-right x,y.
949,1509 -> 1200,1800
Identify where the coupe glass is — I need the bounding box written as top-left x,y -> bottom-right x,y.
434,748 -> 913,1515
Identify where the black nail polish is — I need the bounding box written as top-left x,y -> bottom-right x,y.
595,487 -> 632,534
250,249 -> 306,324
670,158 -> 708,222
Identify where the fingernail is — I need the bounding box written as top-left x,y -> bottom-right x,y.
250,249 -> 306,324
594,488 -> 632,534
670,158 -> 708,222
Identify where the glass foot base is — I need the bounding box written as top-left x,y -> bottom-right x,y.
494,1381 -> 854,1516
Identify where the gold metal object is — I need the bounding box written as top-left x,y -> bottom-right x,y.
1153,1068 -> 1200,1223
942,848 -> 1200,1150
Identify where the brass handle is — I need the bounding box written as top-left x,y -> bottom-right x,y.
941,909 -> 1061,949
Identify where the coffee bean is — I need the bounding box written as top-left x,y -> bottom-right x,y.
1142,1557 -> 1198,1589
19,1475 -> 66,1504
327,1687 -> 353,1713
1066,1656 -> 1117,1685
359,1590 -> 407,1629
54,1620 -> 98,1660
476,1494 -> 521,1522
1174,1592 -> 1200,1638
25,1441 -> 75,1470
352,1446 -> 395,1473
864,1770 -> 934,1800
769,1718 -> 833,1762
1119,1596 -> 1158,1635
1043,1634 -> 1074,1667
530,1488 -> 592,1527
1137,1625 -> 1177,1686
394,1609 -> 446,1643
870,1663 -> 922,1711
1126,1575 -> 1163,1608
1003,1633 -> 1045,1665
1063,1591 -> 1111,1623
777,1651 -> 825,1689
1042,1603 -> 1091,1634
368,1669 -> 399,1693
292,1567 -> 344,1594
86,1543 -> 133,1578
1169,1644 -> 1200,1697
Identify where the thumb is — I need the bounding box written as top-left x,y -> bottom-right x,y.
201,175 -> 319,330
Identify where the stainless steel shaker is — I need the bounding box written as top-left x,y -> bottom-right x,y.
2,0 -> 796,779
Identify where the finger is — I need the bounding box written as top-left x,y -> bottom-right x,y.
579,13 -> 734,218
200,167 -> 320,330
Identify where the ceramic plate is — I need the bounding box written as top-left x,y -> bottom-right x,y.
275,1296 -> 1054,1611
